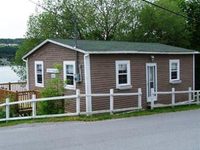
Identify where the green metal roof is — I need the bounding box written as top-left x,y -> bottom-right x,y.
52,39 -> 197,53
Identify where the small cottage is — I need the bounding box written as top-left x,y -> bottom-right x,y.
23,39 -> 198,112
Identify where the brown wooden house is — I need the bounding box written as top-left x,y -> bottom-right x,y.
23,39 -> 199,112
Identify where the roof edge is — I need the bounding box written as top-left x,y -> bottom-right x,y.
22,39 -> 86,60
87,51 -> 199,55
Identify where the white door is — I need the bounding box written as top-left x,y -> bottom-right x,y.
146,63 -> 157,102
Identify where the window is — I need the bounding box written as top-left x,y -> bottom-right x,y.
169,59 -> 180,82
63,61 -> 76,89
35,61 -> 44,87
116,60 -> 131,88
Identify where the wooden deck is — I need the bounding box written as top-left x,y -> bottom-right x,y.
0,82 -> 40,115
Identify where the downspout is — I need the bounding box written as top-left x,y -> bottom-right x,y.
22,57 -> 29,90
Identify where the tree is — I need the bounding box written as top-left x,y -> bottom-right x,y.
181,0 -> 200,51
135,0 -> 190,47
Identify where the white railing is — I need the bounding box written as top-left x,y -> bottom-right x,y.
150,87 -> 200,110
0,82 -> 27,92
0,88 -> 142,122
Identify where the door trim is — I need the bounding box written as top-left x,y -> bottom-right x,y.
146,63 -> 158,102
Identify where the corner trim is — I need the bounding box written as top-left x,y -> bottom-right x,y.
26,58 -> 29,90
193,54 -> 195,90
84,54 -> 92,114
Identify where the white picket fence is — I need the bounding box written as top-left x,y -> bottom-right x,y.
150,87 -> 200,109
0,88 -> 142,122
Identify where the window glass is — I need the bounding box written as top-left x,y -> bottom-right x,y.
64,61 -> 75,89
170,60 -> 180,81
35,61 -> 43,87
116,61 -> 130,87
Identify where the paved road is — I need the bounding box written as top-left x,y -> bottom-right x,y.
0,110 -> 200,150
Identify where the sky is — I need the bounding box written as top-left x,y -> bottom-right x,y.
0,0 -> 37,39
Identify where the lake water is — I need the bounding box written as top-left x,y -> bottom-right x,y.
0,66 -> 20,83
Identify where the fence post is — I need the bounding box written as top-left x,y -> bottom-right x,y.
197,92 -> 200,105
138,88 -> 142,109
150,88 -> 155,110
110,89 -> 114,114
172,88 -> 175,107
32,94 -> 36,118
6,98 -> 10,121
188,87 -> 192,104
86,94 -> 92,116
76,89 -> 80,115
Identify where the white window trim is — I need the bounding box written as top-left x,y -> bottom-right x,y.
63,61 -> 76,90
115,60 -> 131,89
169,59 -> 180,83
34,61 -> 44,87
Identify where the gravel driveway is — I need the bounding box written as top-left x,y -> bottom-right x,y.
0,110 -> 200,150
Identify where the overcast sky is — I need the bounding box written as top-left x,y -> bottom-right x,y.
0,0 -> 36,39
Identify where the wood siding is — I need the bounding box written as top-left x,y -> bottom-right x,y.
27,42 -> 193,111
27,42 -> 86,112
90,54 -> 193,109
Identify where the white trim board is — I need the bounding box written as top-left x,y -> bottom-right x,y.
84,54 -> 92,114
193,54 -> 195,90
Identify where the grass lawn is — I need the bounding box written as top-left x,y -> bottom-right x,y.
0,104 -> 200,127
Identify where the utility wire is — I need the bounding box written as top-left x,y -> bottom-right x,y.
140,0 -> 199,23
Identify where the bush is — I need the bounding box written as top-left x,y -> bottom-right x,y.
38,64 -> 65,115
0,94 -> 18,119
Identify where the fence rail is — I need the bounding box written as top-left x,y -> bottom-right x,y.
0,88 -> 142,122
150,87 -> 200,109
0,82 -> 27,92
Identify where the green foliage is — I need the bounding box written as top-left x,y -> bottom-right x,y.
135,0 -> 190,47
38,64 -> 65,115
181,0 -> 200,51
15,39 -> 40,65
0,46 -> 18,59
0,94 -> 18,119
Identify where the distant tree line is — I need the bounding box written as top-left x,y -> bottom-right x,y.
0,46 -> 18,59
0,39 -> 24,45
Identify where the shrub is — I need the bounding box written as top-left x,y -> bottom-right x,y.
38,64 -> 65,115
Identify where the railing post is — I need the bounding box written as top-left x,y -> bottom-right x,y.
32,94 -> 36,118
138,88 -> 142,109
150,88 -> 155,110
188,87 -> 192,104
76,89 -> 80,115
110,89 -> 114,114
6,98 -> 10,121
172,88 -> 175,107
8,82 -> 11,91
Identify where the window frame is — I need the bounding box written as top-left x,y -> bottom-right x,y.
34,61 -> 44,87
63,61 -> 76,90
169,59 -> 180,82
115,60 -> 131,88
